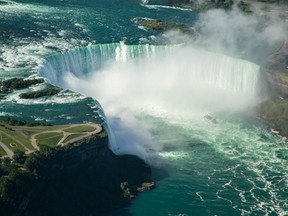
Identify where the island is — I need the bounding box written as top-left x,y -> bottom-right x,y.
131,17 -> 194,35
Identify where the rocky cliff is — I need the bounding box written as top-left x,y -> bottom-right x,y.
0,133 -> 152,216
261,42 -> 288,98
257,42 -> 288,137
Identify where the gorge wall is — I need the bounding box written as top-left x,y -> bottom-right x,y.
0,134 -> 152,216
257,42 -> 288,137
261,42 -> 288,98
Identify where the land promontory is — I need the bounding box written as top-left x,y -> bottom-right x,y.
0,121 -> 153,216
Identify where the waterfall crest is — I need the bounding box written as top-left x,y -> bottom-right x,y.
39,43 -> 260,97
39,42 -> 262,160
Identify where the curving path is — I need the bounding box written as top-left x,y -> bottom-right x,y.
0,123 -> 102,158
30,123 -> 102,148
0,140 -> 14,158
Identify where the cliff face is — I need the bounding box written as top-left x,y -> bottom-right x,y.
24,147 -> 151,216
261,43 -> 288,98
257,42 -> 288,137
0,134 -> 152,216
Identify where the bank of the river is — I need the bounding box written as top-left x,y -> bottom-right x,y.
0,123 -> 153,216
257,41 -> 288,138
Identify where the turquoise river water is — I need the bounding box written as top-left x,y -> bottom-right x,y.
0,0 -> 287,215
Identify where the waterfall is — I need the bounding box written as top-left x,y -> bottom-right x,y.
39,43 -> 260,97
39,42 -> 168,84
38,42 -> 262,159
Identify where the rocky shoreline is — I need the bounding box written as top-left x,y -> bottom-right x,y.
256,41 -> 288,138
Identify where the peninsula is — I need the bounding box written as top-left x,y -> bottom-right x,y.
0,119 -> 153,216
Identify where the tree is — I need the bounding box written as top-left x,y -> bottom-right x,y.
13,150 -> 26,164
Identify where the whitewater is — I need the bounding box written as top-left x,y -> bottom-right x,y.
1,0 -> 288,215
40,42 -> 287,215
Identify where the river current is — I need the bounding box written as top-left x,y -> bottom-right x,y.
0,0 -> 287,215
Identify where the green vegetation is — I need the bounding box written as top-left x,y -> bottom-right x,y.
19,87 -> 61,99
0,120 -> 101,156
13,150 -> 26,164
63,134 -> 84,143
0,78 -> 44,93
0,132 -> 151,216
64,125 -> 96,133
211,0 -> 233,10
35,132 -> 63,147
21,125 -> 67,131
0,126 -> 34,150
0,158 -> 35,216
132,18 -> 194,35
0,146 -> 7,157
1,133 -> 25,152
0,136 -> 103,215
2,117 -> 52,127
237,1 -> 253,14
0,119 -> 145,216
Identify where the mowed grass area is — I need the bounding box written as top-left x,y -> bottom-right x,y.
35,132 -> 64,147
0,121 -> 101,157
0,146 -> 7,156
20,125 -> 68,131
1,133 -> 25,152
63,134 -> 84,143
64,125 -> 95,133
0,127 -> 34,150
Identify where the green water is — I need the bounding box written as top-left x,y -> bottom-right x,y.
112,113 -> 287,215
0,0 -> 287,215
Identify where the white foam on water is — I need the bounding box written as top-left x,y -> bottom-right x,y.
142,4 -> 194,11
38,42 -> 288,214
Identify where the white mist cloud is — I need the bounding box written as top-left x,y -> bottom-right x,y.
60,44 -> 261,162
195,7 -> 288,60
46,5 -> 288,162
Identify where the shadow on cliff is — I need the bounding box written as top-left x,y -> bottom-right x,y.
22,146 -> 152,216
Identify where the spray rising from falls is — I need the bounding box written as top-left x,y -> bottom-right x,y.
40,42 -> 261,159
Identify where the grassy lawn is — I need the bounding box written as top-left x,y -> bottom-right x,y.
63,134 -> 85,143
0,127 -> 34,150
0,123 -> 99,155
0,145 -> 7,156
19,125 -> 68,131
1,133 -> 25,152
64,125 -> 96,133
35,132 -> 64,147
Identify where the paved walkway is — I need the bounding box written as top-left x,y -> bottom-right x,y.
0,141 -> 14,158
30,123 -> 102,148
0,123 -> 102,158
